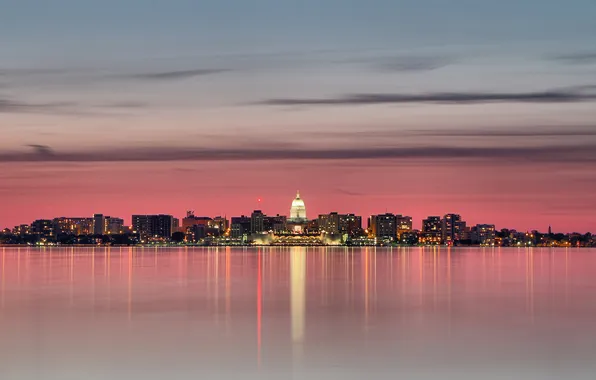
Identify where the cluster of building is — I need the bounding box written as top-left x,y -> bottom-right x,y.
1,192 -> 594,247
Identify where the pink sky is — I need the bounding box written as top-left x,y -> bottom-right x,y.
1,160 -> 594,233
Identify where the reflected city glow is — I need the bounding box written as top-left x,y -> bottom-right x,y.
290,247 -> 306,365
0,247 -> 595,379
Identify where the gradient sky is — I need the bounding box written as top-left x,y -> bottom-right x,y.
2,0 -> 596,231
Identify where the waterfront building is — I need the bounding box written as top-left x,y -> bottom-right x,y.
370,214 -> 397,241
251,210 -> 265,234
421,216 -> 442,245
319,212 -> 362,237
441,214 -> 465,244
231,216 -> 251,238
287,191 -> 309,233
396,215 -> 413,239
52,217 -> 93,235
289,191 -> 307,221
93,214 -> 105,235
104,217 -> 124,234
132,214 -> 174,238
264,214 -> 287,233
31,219 -> 55,237
471,224 -> 496,246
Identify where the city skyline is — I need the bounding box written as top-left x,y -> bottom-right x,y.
2,192 -> 594,247
1,187 -> 594,234
2,1 -> 596,232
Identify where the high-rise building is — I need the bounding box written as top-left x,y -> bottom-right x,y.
319,213 -> 362,236
211,216 -> 229,232
231,216 -> 251,238
339,214 -> 362,236
104,217 -> 124,234
251,210 -> 265,234
31,219 -> 54,237
396,215 -> 413,238
182,212 -> 211,228
264,215 -> 286,233
471,224 -> 496,246
93,214 -> 105,235
52,217 -> 93,235
370,214 -> 397,240
441,214 -> 464,244
132,215 -> 174,238
12,224 -> 31,236
421,216 -> 442,244
319,212 -> 340,234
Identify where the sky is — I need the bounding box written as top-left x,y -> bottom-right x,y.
1,0 -> 596,232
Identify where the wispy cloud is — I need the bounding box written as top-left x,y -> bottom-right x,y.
374,56 -> 454,72
0,98 -> 77,114
552,52 -> 596,64
411,126 -> 596,137
26,144 -> 55,157
2,144 -> 596,163
124,69 -> 230,80
257,86 -> 596,106
0,97 -> 147,115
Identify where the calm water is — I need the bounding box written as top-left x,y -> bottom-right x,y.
1,247 -> 596,379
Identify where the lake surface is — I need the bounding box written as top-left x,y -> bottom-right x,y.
1,247 -> 596,379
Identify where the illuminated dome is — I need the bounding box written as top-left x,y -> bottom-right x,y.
289,191 -> 307,221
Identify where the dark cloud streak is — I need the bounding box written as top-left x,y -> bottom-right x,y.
0,98 -> 77,114
411,127 -> 596,137
552,52 -> 596,64
258,86 -> 596,106
2,144 -> 596,163
376,56 -> 454,72
125,69 -> 230,80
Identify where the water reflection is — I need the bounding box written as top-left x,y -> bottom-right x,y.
1,247 -> 596,379
290,247 -> 306,366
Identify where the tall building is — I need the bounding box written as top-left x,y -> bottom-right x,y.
264,215 -> 286,233
52,217 -> 93,235
132,215 -> 174,238
340,214 -> 362,237
319,213 -> 362,236
441,214 -> 464,244
289,191 -> 307,221
370,214 -> 397,240
12,224 -> 31,236
421,216 -> 442,244
93,214 -> 105,235
471,224 -> 496,246
318,212 -> 341,234
104,217 -> 124,234
182,212 -> 212,229
211,216 -> 229,232
231,216 -> 251,238
396,215 -> 413,238
251,210 -> 265,234
31,219 -> 54,237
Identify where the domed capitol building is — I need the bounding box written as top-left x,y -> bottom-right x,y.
286,191 -> 311,234
289,191 -> 307,222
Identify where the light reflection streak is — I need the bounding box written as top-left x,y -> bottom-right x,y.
364,247 -> 370,326
447,248 -> 452,336
1,248 -> 5,309
565,249 -> 569,306
418,248 -> 423,307
226,247 -> 231,333
69,247 -> 74,307
128,247 -> 133,322
290,247 -> 306,367
257,248 -> 262,367
433,248 -> 438,310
